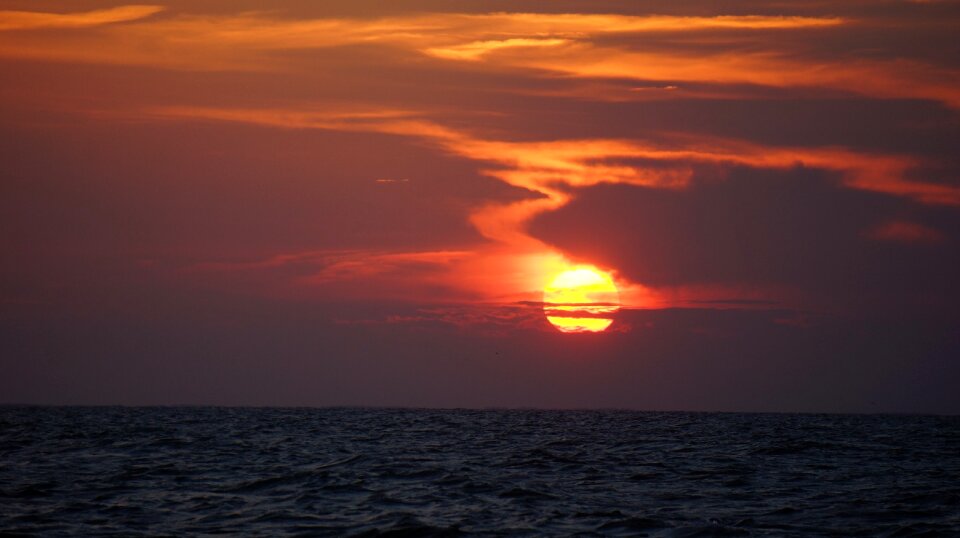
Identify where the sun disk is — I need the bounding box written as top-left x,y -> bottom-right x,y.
543,267 -> 620,333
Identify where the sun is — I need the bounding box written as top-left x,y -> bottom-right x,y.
543,266 -> 620,333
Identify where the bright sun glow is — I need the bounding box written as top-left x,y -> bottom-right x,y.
543,267 -> 620,333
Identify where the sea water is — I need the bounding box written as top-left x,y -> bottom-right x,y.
1,407 -> 958,536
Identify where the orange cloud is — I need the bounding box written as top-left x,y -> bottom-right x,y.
0,5 -> 163,30
416,12 -> 844,36
498,46 -> 960,109
420,13 -> 842,60
0,10 -> 843,72
146,106 -> 960,239
3,7 -> 957,108
147,103 -> 960,308
424,38 -> 570,61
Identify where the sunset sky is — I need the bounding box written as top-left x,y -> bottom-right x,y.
2,1 -> 959,412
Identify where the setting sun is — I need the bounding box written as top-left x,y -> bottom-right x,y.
543,267 -> 620,333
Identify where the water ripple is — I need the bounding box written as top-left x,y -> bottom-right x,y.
1,407 -> 958,536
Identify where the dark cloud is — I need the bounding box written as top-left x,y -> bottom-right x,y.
3,289 -> 958,413
531,166 -> 960,312
495,97 -> 960,158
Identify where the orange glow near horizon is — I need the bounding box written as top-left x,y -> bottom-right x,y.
543,267 -> 620,333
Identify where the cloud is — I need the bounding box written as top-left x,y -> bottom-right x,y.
146,104 -> 960,259
5,3 -> 959,312
3,7 -> 958,109
425,38 -> 571,61
617,54 -> 958,108
0,5 -> 163,31
420,13 -> 842,60
150,106 -> 960,199
529,169 -> 960,313
420,12 -> 845,35
2,3 -> 960,414
867,220 -> 947,244
8,281 -> 958,411
132,102 -> 960,313
181,242 -> 584,306
303,250 -> 473,285
4,8 -> 957,108
335,303 -> 550,336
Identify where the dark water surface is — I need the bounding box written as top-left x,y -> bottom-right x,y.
1,407 -> 958,536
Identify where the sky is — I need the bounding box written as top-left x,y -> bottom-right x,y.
1,0 -> 959,412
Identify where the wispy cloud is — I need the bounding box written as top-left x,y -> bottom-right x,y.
867,220 -> 946,244
303,250 -> 473,285
0,5 -> 163,30
501,47 -> 960,109
3,7 -> 957,108
335,303 -> 550,335
145,102 -> 960,310
424,38 -> 570,61
147,105 -> 960,252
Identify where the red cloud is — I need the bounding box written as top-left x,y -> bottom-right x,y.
868,220 -> 946,244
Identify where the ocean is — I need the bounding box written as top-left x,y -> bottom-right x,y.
1,407 -> 958,536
